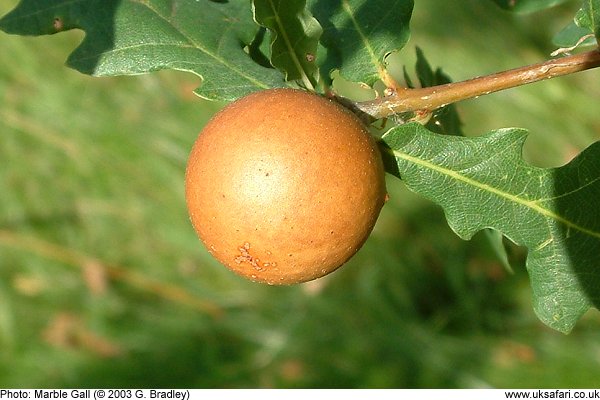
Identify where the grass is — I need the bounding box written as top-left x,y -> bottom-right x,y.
1,0 -> 600,388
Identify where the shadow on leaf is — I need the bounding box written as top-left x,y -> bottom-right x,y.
0,0 -> 120,75
550,142 -> 600,331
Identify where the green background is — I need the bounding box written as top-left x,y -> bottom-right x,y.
1,0 -> 599,388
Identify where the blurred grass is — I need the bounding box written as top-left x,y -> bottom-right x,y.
1,0 -> 600,388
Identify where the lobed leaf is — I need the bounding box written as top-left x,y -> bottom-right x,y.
0,0 -> 286,101
553,22 -> 598,49
381,123 -> 600,333
577,0 -> 600,41
252,0 -> 322,89
553,0 -> 600,50
307,0 -> 413,86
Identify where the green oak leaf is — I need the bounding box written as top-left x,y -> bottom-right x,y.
576,0 -> 600,41
0,0 -> 286,101
553,0 -> 600,49
553,21 -> 598,49
381,123 -> 600,333
308,0 -> 413,86
252,0 -> 322,89
491,0 -> 571,13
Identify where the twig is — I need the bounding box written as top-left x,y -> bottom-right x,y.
353,49 -> 600,119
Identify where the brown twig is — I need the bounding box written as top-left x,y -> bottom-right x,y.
354,49 -> 600,119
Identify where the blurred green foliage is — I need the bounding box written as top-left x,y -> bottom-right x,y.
1,0 -> 599,388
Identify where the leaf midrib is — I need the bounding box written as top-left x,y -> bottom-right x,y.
264,0 -> 313,88
341,0 -> 381,76
389,147 -> 600,240
586,0 -> 598,35
115,0 -> 271,90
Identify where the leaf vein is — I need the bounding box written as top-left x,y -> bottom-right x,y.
391,148 -> 600,239
128,0 -> 270,90
536,173 -> 600,203
341,0 -> 382,77
262,0 -> 314,89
